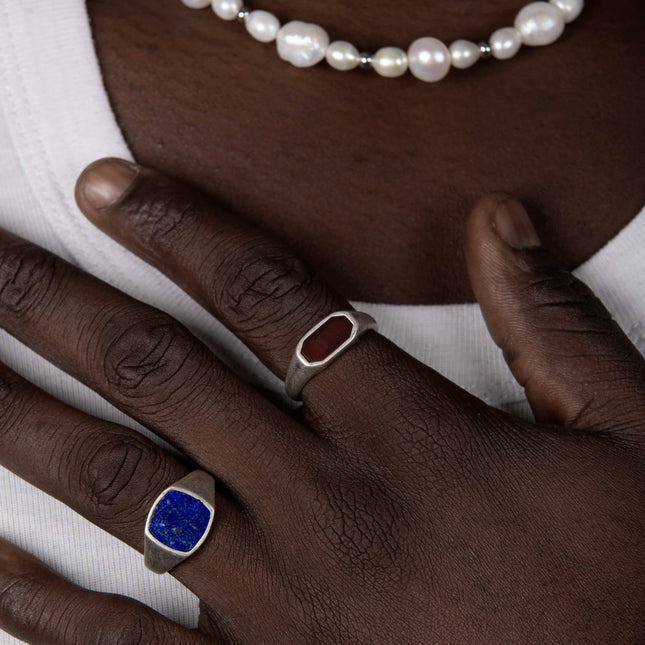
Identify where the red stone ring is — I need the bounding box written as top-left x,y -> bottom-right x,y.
285,311 -> 378,399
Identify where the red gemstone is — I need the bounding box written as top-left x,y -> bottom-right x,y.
301,315 -> 354,363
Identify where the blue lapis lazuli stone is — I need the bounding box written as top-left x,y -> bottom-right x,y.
148,490 -> 211,553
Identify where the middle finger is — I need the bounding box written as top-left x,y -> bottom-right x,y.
0,361 -> 257,606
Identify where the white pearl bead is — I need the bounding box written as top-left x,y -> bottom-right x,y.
211,0 -> 242,21
245,10 -> 280,43
372,47 -> 408,78
515,2 -> 565,46
407,38 -> 451,82
181,0 -> 211,9
489,27 -> 522,60
326,41 -> 360,71
449,40 -> 480,70
276,21 -> 330,68
549,0 -> 584,23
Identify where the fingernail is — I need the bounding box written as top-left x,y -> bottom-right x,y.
79,159 -> 139,210
492,196 -> 541,250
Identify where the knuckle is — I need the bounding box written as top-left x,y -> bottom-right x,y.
0,371 -> 18,427
363,368 -> 467,474
102,314 -> 200,401
308,471 -> 410,576
0,571 -> 51,636
0,373 -> 12,407
387,406 -> 454,469
214,237 -> 319,331
93,603 -> 158,645
0,371 -> 35,442
78,431 -> 170,524
0,241 -> 57,319
119,178 -> 200,253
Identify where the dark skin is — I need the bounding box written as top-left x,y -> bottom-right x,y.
88,0 -> 645,303
0,159 -> 643,643
0,2 -> 644,643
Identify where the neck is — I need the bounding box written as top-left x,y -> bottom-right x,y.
253,1 -> 516,47
88,0 -> 644,303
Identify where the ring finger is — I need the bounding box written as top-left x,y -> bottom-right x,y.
0,361 -> 250,598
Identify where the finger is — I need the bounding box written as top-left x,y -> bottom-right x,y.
0,361 -> 251,598
74,158 -> 347,380
74,159 -> 469,438
465,193 -> 645,445
0,538 -> 216,645
0,226 -> 310,503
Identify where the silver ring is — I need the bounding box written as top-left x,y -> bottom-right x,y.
144,470 -> 216,574
285,310 -> 378,399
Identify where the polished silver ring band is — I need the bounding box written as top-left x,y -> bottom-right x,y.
144,470 -> 216,574
285,310 -> 378,400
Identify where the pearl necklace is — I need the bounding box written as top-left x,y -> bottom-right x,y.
179,0 -> 584,81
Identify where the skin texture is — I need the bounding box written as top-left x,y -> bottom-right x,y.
0,159 -> 643,644
87,0 -> 645,303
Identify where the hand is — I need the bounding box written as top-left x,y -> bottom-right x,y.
0,159 -> 643,644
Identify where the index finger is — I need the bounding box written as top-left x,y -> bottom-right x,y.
75,160 -> 465,422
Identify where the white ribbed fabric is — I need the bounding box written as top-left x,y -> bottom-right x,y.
0,1 -> 643,642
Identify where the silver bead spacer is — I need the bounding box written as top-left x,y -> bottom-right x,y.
359,52 -> 373,70
236,6 -> 250,22
478,41 -> 493,59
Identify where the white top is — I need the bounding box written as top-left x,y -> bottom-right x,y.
0,2 -> 644,642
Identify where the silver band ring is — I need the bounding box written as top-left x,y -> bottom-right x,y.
144,470 -> 216,574
285,310 -> 378,399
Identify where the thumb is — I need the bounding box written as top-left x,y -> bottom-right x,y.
465,193 -> 645,446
